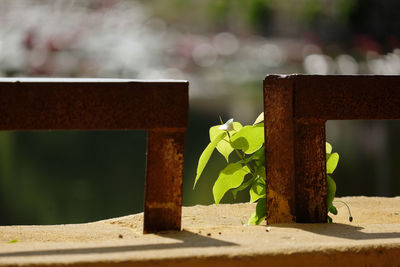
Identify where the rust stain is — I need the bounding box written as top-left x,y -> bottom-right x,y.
294,120 -> 327,222
146,202 -> 177,209
266,189 -> 294,224
144,129 -> 186,233
264,76 -> 296,224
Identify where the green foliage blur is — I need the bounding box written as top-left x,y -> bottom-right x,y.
143,0 -> 360,34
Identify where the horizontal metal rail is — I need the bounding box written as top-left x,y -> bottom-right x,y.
264,75 -> 400,223
0,78 -> 189,233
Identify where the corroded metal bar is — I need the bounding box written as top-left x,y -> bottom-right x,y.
294,75 -> 400,120
0,78 -> 188,130
264,76 -> 296,223
0,78 -> 189,233
264,74 -> 400,224
294,120 -> 327,222
144,129 -> 186,233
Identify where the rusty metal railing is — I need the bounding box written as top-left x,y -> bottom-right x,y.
264,75 -> 400,224
0,78 -> 188,233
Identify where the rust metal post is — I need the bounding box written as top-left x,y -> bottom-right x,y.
294,120 -> 327,222
264,75 -> 400,224
264,76 -> 296,223
144,129 -> 186,233
0,78 -> 189,233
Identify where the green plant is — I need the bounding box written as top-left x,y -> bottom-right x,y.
193,112 -> 344,225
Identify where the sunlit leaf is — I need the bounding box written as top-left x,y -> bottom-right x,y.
233,164 -> 266,200
209,122 -> 243,162
213,163 -> 250,204
249,179 -> 266,203
248,198 -> 266,225
253,112 -> 264,125
326,152 -> 339,174
8,239 -> 18,243
326,142 -> 332,154
193,132 -> 227,189
231,123 -> 264,154
231,174 -> 256,199
327,174 -> 336,210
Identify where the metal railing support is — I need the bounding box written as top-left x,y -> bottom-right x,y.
264,75 -> 400,223
0,78 -> 189,233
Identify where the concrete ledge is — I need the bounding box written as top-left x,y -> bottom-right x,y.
1,197 -> 400,266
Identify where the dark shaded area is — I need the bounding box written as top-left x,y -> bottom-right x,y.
327,120 -> 400,197
276,223 -> 400,240
350,0 -> 400,46
0,230 -> 237,257
0,130 -> 147,225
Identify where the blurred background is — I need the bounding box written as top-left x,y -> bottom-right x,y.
0,0 -> 399,225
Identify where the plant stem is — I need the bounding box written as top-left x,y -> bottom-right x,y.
333,200 -> 353,221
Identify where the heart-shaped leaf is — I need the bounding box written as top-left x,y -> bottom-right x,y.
194,132 -> 226,189
231,123 -> 264,154
327,152 -> 339,174
213,163 -> 250,204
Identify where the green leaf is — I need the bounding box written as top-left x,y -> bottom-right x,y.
193,132 -> 227,189
231,175 -> 256,199
253,112 -> 264,125
255,164 -> 266,179
329,205 -> 338,215
249,179 -> 266,203
327,174 -> 336,209
255,158 -> 265,168
8,239 -> 18,243
232,164 -> 266,200
326,152 -> 339,174
231,123 -> 264,154
244,146 -> 265,164
213,163 -> 250,204
248,198 -> 266,225
326,142 -> 332,154
209,122 -> 243,162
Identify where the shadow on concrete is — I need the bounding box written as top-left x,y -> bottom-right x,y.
0,230 -> 237,257
274,223 -> 400,240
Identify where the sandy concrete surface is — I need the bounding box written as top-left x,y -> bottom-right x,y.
0,197 -> 399,266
